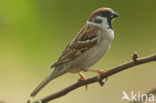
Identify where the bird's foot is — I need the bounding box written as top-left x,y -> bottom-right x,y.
96,69 -> 108,86
78,72 -> 88,90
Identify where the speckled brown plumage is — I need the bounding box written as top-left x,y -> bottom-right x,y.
51,24 -> 100,68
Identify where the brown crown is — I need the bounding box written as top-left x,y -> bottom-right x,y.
88,8 -> 113,21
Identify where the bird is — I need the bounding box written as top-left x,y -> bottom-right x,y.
30,7 -> 119,97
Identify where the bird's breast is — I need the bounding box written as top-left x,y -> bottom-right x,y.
67,29 -> 114,73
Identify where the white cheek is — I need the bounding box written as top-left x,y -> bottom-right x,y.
86,16 -> 110,30
86,21 -> 101,28
102,17 -> 109,29
95,16 -> 109,29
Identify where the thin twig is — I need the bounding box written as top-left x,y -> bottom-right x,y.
33,54 -> 156,103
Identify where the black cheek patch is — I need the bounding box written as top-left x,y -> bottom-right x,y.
94,19 -> 102,23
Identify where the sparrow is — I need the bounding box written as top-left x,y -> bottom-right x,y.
30,7 -> 119,97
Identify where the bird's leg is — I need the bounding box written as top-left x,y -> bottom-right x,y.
78,72 -> 88,90
86,69 -> 108,86
86,69 -> 107,76
78,72 -> 86,80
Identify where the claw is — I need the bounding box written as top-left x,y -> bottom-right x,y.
96,69 -> 108,86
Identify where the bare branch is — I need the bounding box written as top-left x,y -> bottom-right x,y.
33,54 -> 156,103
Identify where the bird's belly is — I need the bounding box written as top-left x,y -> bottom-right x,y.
68,39 -> 111,73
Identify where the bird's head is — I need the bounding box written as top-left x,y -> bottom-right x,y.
88,8 -> 119,29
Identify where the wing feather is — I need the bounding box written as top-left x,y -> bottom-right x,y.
51,25 -> 100,68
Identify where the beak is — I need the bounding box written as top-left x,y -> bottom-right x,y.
112,11 -> 119,18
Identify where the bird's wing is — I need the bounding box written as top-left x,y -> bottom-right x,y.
51,25 -> 100,68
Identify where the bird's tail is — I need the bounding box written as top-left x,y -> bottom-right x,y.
30,69 -> 65,97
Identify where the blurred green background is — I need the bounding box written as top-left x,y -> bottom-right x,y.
0,0 -> 156,103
